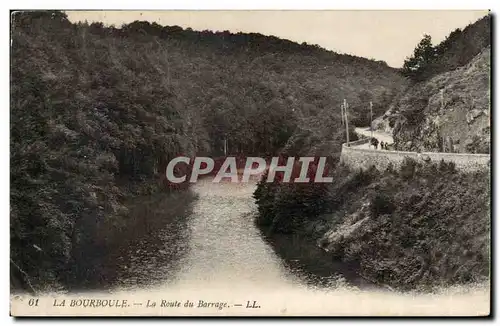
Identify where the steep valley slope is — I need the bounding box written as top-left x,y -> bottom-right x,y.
255,14 -> 491,292
374,47 -> 490,154
373,15 -> 491,154
10,11 -> 406,292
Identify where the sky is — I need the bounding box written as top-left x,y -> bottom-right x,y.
65,10 -> 489,68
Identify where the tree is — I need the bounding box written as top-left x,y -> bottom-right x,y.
402,34 -> 437,81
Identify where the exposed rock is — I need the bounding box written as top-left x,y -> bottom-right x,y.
389,47 -> 490,154
318,201 -> 372,256
466,109 -> 484,124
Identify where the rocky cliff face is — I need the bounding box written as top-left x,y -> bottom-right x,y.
379,47 -> 490,154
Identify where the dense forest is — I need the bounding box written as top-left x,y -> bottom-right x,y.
10,11 -> 405,291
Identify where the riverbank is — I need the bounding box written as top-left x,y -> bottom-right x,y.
258,224 -> 377,290
253,158 -> 490,292
63,187 -> 197,292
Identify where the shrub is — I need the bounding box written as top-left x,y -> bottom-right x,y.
437,159 -> 457,175
400,157 -> 419,180
370,193 -> 395,218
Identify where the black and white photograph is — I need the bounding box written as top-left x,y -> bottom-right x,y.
9,8 -> 491,316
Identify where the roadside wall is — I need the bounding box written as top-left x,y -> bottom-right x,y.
340,138 -> 490,172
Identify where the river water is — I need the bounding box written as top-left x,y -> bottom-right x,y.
104,178 -> 489,316
11,178 -> 490,316
109,178 -> 373,291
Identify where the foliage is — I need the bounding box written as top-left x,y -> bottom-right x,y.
402,34 -> 437,81
466,135 -> 490,154
256,156 -> 490,290
402,15 -> 490,82
391,15 -> 490,154
370,193 -> 395,218
253,12 -> 491,291
253,157 -> 332,233
338,160 -> 488,290
253,162 -> 377,233
10,11 -> 404,291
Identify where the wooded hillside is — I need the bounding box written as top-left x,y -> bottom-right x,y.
10,11 -> 405,291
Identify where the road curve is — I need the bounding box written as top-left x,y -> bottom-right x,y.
353,127 -> 394,149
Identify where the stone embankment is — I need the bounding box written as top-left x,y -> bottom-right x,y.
340,127 -> 490,172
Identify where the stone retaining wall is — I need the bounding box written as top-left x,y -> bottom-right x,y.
340,138 -> 490,172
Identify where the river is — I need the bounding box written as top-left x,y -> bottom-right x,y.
107,179 -> 490,316
11,178 -> 490,316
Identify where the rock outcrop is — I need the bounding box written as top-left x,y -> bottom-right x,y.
380,47 -> 490,154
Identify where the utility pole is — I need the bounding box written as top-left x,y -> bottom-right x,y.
344,99 -> 350,145
223,135 -> 227,156
340,103 -> 344,126
370,101 -> 373,139
439,89 -> 445,151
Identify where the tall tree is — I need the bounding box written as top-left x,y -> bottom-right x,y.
402,34 -> 436,81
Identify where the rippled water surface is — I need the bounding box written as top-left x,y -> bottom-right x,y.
112,178 -> 373,291
113,180 -> 297,290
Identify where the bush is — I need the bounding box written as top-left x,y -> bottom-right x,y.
253,160 -> 331,233
438,159 -> 457,174
370,193 -> 395,218
253,171 -> 278,226
466,135 -> 490,154
338,161 -> 489,290
400,157 -> 419,180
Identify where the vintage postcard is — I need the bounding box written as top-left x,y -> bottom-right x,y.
10,9 -> 491,317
